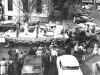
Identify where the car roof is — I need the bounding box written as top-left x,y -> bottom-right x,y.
80,16 -> 88,19
58,55 -> 79,66
24,55 -> 42,65
85,22 -> 97,26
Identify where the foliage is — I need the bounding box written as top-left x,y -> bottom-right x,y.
13,0 -> 37,22
50,0 -> 82,20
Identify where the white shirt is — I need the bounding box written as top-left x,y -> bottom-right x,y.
36,50 -> 42,56
51,49 -> 58,56
74,45 -> 79,51
15,49 -> 20,54
0,60 -> 6,66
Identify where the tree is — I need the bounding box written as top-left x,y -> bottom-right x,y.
13,0 -> 37,22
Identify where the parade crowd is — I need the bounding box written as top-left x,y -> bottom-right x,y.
0,39 -> 100,75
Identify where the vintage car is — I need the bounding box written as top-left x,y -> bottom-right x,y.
0,20 -> 17,32
21,55 -> 44,75
77,22 -> 100,34
74,15 -> 94,24
56,55 -> 83,75
63,25 -> 100,48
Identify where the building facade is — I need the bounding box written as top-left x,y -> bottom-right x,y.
2,0 -> 52,22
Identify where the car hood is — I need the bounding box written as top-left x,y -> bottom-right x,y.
61,68 -> 83,75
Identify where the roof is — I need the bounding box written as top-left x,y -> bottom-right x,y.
58,55 -> 79,66
85,22 -> 97,26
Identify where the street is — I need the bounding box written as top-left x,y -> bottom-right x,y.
0,9 -> 100,75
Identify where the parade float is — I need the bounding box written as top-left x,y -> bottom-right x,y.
0,22 -> 69,48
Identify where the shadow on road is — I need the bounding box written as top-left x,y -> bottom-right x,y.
80,63 -> 92,75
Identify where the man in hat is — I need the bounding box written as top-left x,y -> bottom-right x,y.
8,47 -> 13,59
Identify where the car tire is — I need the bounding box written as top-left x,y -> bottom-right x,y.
2,39 -> 11,48
89,40 -> 99,48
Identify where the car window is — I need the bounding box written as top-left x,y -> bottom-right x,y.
24,56 -> 42,64
60,61 -> 79,70
62,66 -> 79,70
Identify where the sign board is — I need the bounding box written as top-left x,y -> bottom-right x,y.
82,0 -> 93,3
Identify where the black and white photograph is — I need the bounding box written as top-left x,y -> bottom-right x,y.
0,0 -> 100,75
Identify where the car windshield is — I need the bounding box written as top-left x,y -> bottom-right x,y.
62,66 -> 79,70
24,55 -> 42,65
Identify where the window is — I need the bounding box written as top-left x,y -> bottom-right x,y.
8,16 -> 12,20
8,0 -> 13,11
36,0 -> 42,13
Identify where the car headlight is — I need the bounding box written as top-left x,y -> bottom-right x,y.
22,66 -> 33,73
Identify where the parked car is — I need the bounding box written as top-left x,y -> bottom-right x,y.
77,22 -> 100,34
74,16 -> 94,24
21,55 -> 44,75
56,55 -> 83,75
0,21 -> 17,32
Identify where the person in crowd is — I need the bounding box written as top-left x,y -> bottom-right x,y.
16,21 -> 21,37
92,43 -> 99,55
19,52 -> 24,59
36,47 -> 43,56
24,22 -> 28,35
28,46 -> 36,55
65,42 -> 72,55
13,58 -> 18,75
8,58 -> 14,75
12,50 -> 17,60
91,25 -> 96,33
81,43 -> 86,61
92,61 -> 100,75
0,57 -> 7,75
49,44 -> 58,64
8,47 -> 13,59
55,44 -> 60,56
86,25 -> 91,33
17,59 -> 23,75
73,42 -> 79,58
77,44 -> 84,63
15,46 -> 20,59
